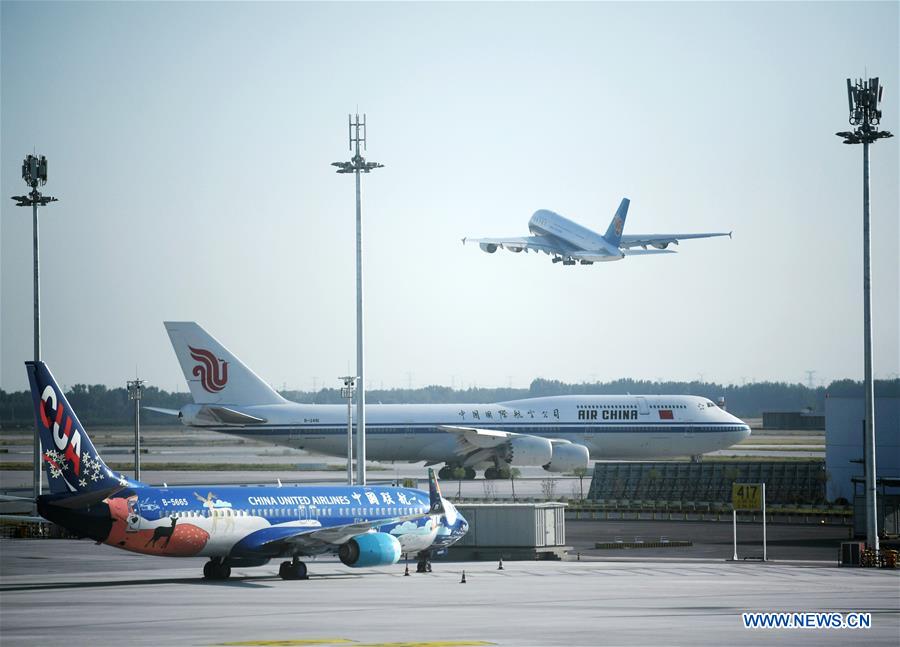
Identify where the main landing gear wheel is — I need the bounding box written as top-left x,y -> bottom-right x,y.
484,466 -> 511,480
203,558 -> 232,580
279,559 -> 308,580
464,467 -> 476,480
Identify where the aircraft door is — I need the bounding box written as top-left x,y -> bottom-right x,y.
636,397 -> 649,416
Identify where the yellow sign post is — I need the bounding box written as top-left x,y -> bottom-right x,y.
731,482 -> 766,561
732,483 -> 763,510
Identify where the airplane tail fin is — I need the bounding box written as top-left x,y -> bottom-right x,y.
427,468 -> 446,515
26,361 -> 136,495
603,198 -> 630,247
164,322 -> 287,406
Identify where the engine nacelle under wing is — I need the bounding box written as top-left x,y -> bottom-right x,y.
503,435 -> 553,466
338,532 -> 402,568
543,443 -> 590,472
479,242 -> 498,253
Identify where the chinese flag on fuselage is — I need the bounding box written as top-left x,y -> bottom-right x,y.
658,409 -> 674,420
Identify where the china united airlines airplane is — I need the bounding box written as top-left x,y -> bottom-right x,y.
11,361 -> 468,579
153,323 -> 751,479
463,198 -> 731,265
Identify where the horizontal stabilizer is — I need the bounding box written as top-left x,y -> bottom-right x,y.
198,405 -> 267,425
0,494 -> 36,503
44,485 -> 126,510
143,406 -> 180,416
0,514 -> 46,524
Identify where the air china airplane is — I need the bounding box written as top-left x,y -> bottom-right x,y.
153,323 -> 751,479
463,198 -> 731,265
10,361 -> 468,580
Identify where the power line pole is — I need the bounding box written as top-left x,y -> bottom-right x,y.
332,114 -> 383,486
837,77 -> 893,553
804,370 -> 816,390
12,154 -> 58,510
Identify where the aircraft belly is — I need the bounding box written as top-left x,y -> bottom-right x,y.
586,428 -> 745,459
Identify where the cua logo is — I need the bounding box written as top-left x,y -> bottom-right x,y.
40,385 -> 82,475
189,346 -> 229,393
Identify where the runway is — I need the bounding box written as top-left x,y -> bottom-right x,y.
1,539 -> 897,646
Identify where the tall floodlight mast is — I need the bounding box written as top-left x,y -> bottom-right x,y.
332,114 -> 383,486
836,77 -> 893,554
339,376 -> 357,485
127,378 -> 145,480
11,154 -> 58,510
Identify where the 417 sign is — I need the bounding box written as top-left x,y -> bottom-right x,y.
732,483 -> 763,510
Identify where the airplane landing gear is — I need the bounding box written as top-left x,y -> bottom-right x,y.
438,465 -> 477,480
690,455 -> 703,464
203,558 -> 231,580
279,557 -> 308,580
415,550 -> 433,573
484,465 -> 511,480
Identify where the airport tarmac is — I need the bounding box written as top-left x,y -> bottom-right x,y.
1,538 -> 898,646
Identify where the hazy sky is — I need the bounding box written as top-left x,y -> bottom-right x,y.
2,1 -> 898,394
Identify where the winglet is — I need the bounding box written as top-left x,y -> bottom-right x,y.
428,468 -> 446,515
729,231 -> 733,239
461,237 -> 467,245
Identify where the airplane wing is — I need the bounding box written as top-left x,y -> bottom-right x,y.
439,424 -> 518,449
463,236 -> 575,256
621,248 -> 677,256
619,232 -> 731,249
231,469 -> 446,557
232,511 -> 431,556
439,424 -> 566,450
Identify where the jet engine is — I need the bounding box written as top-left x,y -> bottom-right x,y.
652,242 -> 669,249
503,435 -> 553,466
543,443 -> 590,472
338,532 -> 402,568
479,242 -> 498,253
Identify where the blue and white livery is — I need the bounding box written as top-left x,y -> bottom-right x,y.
23,361 -> 467,580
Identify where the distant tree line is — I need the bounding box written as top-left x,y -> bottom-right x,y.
1,378 -> 897,429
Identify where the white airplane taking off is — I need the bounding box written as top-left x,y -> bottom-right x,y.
464,198 -> 731,265
151,323 -> 751,479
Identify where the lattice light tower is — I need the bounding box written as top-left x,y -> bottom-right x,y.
836,77 -> 893,553
331,114 -> 383,486
11,154 -> 59,506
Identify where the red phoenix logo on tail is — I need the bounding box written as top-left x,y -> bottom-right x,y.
189,346 -> 229,393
